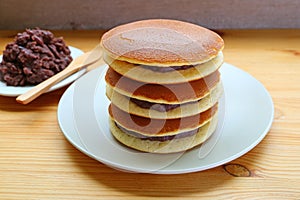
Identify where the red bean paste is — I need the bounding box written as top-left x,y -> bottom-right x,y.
116,122 -> 199,141
0,28 -> 72,86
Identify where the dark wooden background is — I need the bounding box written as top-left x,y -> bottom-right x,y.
0,0 -> 300,30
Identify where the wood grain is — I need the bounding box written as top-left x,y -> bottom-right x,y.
0,30 -> 300,200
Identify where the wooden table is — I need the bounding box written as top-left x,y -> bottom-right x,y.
0,30 -> 299,199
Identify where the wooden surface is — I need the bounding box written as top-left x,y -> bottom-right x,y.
0,30 -> 300,199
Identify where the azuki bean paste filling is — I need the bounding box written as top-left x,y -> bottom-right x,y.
141,64 -> 194,72
116,122 -> 199,141
130,97 -> 181,112
0,28 -> 72,86
130,97 -> 201,112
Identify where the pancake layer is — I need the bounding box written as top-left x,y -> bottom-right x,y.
106,81 -> 223,119
109,114 -> 218,153
101,19 -> 224,66
108,103 -> 218,136
105,67 -> 220,104
104,51 -> 223,84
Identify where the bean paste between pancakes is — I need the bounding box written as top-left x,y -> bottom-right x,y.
130,97 -> 201,112
141,64 -> 194,72
116,122 -> 199,141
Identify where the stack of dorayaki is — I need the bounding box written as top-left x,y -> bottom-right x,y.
101,19 -> 224,153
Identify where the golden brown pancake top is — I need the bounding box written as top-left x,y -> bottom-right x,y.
101,19 -> 224,66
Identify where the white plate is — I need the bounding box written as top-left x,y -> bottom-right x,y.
0,46 -> 84,96
57,63 -> 274,174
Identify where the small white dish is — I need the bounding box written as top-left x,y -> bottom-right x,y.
0,46 -> 84,97
57,63 -> 274,174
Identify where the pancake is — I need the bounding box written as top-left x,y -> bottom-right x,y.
106,81 -> 223,119
105,67 -> 220,104
108,103 -> 218,136
109,113 -> 218,153
102,19 -> 224,153
101,19 -> 224,66
104,51 -> 223,84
